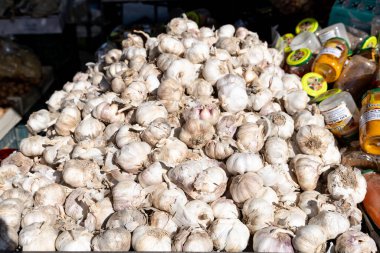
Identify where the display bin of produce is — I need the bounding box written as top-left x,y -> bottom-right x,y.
0,16 -> 379,252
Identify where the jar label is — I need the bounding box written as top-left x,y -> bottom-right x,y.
319,47 -> 342,58
321,102 -> 358,137
360,109 -> 380,127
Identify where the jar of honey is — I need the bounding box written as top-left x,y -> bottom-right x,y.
312,37 -> 349,83
360,88 -> 380,155
285,48 -> 315,77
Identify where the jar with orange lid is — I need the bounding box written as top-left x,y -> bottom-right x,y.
312,37 -> 349,83
360,88 -> 380,155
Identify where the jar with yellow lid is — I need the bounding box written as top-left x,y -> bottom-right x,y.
360,88 -> 380,155
312,37 -> 349,83
301,72 -> 327,97
285,48 -> 315,77
295,18 -> 320,34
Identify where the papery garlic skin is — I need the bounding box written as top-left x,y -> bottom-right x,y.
327,165 -> 367,204
173,228 -> 213,252
309,210 -> 350,240
112,180 -> 146,211
284,89 -> 310,115
132,225 -> 172,251
150,211 -> 178,237
55,106 -> 81,136
179,119 -> 215,149
92,228 -> 131,251
202,58 -> 228,85
26,109 -> 56,134
253,226 -> 294,253
236,123 -> 265,153
296,124 -> 335,156
55,229 -> 94,251
217,74 -> 248,113
74,116 -> 105,142
115,142 -> 151,174
20,136 -> 49,157
106,209 -> 147,232
226,152 -> 264,175
0,199 -> 23,231
274,206 -> 307,231
151,137 -> 188,167
141,118 -> 171,146
229,172 -> 264,204
243,198 -> 274,234
135,101 -> 168,127
292,154 -> 325,191
138,162 -> 166,187
292,225 -> 327,253
335,230 -> 377,253
209,218 -> 250,252
21,205 -> 58,228
18,222 -> 58,251
267,111 -> 294,139
264,137 -> 289,165
152,184 -> 188,214
211,197 -> 240,219
34,183 -> 67,207
297,191 -> 328,218
249,89 -> 273,112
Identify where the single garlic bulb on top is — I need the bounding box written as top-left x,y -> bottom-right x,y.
132,225 -> 171,251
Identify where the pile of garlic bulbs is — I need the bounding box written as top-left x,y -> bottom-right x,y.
0,16 -> 377,252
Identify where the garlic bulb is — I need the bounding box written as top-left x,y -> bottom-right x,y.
20,135 -> 50,157
173,227 -> 213,252
168,161 -> 227,203
260,101 -> 282,116
19,222 -> 58,251
138,162 -> 167,187
216,113 -> 243,139
115,125 -> 141,148
55,228 -> 93,251
327,165 -> 367,204
179,200 -> 214,228
292,225 -> 327,253
186,41 -> 210,64
253,226 -> 294,253
26,109 -> 56,134
157,78 -> 184,113
202,58 -> 228,85
141,118 -> 171,147
21,205 -> 58,228
124,46 -> 147,60
1,151 -> 33,175
292,154 -> 327,191
229,172 -> 264,204
294,107 -> 325,130
335,230 -> 377,253
152,183 -> 188,214
243,198 -> 274,234
217,24 -> 235,38
55,106 -> 81,136
157,53 -> 179,72
309,211 -> 350,240
104,48 -> 122,64
264,137 -> 289,164
0,199 -> 23,231
64,188 -> 91,221
74,116 -> 105,142
151,137 -> 188,167
135,101 -> 168,127
164,58 -> 196,88
85,197 -> 114,231
274,206 -> 307,231
249,89 -> 273,111
226,152 -> 263,175
150,211 -> 178,237
321,143 -> 341,165
121,81 -> 148,106
297,191 -> 329,218
158,36 -> 185,55
236,123 -> 265,153
217,74 -> 248,113
115,141 -> 151,174
92,102 -> 125,123
106,209 -> 147,232
257,186 -> 279,204
204,138 -> 235,160
267,111 -> 294,139
209,218 -> 250,252
92,228 -> 131,251
186,78 -> 213,100
63,159 -> 103,188
211,197 -> 239,219
132,225 -> 171,251
296,124 -> 335,156
179,119 -> 215,149
284,89 -> 310,115
1,188 -> 33,208
112,180 -> 147,211
43,137 -> 74,165
46,90 -> 67,111
34,183 -> 67,207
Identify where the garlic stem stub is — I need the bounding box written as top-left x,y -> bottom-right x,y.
0,15 -> 375,253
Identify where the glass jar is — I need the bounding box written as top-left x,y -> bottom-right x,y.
360,88 -> 380,155
318,91 -> 359,141
362,170 -> 380,229
315,23 -> 350,48
285,48 -> 314,77
295,18 -> 320,34
312,37 -> 349,83
290,31 -> 321,53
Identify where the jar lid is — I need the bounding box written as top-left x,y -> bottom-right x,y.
301,72 -> 328,97
310,88 -> 342,103
282,33 -> 294,53
286,48 -> 312,66
360,36 -> 378,50
361,87 -> 380,102
296,18 -> 319,34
